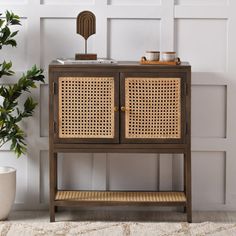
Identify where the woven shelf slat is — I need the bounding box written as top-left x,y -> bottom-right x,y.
58,77 -> 115,138
55,191 -> 186,203
125,77 -> 181,139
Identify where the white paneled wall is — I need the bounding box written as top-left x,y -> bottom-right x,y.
0,0 -> 236,211
192,152 -> 226,207
108,19 -> 161,61
175,19 -> 227,72
108,154 -> 158,191
192,85 -> 226,138
176,0 -> 228,5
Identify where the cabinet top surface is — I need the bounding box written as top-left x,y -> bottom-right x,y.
49,61 -> 191,70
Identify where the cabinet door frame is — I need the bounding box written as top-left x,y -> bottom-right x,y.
120,72 -> 187,144
51,71 -> 120,144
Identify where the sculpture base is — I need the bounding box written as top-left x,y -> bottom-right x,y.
75,54 -> 97,60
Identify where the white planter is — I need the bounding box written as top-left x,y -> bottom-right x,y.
0,167 -> 16,220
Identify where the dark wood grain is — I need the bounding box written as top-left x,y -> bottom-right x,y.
75,53 -> 97,60
77,11 -> 96,40
49,69 -> 56,222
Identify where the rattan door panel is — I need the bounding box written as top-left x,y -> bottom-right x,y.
53,73 -> 119,143
120,73 -> 186,144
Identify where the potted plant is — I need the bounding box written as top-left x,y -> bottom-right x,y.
0,11 -> 45,220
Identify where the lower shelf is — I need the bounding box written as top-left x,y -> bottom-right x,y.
55,191 -> 186,206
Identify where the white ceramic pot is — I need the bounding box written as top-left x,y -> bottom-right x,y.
145,51 -> 160,61
0,167 -> 16,220
162,52 -> 176,62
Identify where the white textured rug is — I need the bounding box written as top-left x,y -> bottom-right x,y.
0,222 -> 236,236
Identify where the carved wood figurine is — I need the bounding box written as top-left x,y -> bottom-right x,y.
75,11 -> 97,60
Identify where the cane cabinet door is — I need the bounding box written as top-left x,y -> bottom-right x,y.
120,72 -> 187,144
52,72 -> 119,143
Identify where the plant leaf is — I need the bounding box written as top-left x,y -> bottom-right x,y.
5,39 -> 17,47
10,30 -> 19,37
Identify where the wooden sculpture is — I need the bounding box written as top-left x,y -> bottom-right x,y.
75,11 -> 97,60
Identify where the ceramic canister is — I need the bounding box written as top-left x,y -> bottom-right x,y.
145,51 -> 160,61
162,52 -> 176,62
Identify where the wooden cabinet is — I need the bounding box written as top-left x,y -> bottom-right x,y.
49,61 -> 191,222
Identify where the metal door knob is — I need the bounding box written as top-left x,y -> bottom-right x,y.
121,106 -> 126,112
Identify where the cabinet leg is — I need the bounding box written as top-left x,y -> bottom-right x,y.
49,151 -> 58,222
55,206 -> 58,213
50,205 -> 55,222
187,207 -> 192,223
184,149 -> 192,223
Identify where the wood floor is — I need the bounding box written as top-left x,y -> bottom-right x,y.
7,210 -> 236,223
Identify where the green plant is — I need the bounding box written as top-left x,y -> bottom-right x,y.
0,11 -> 45,157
